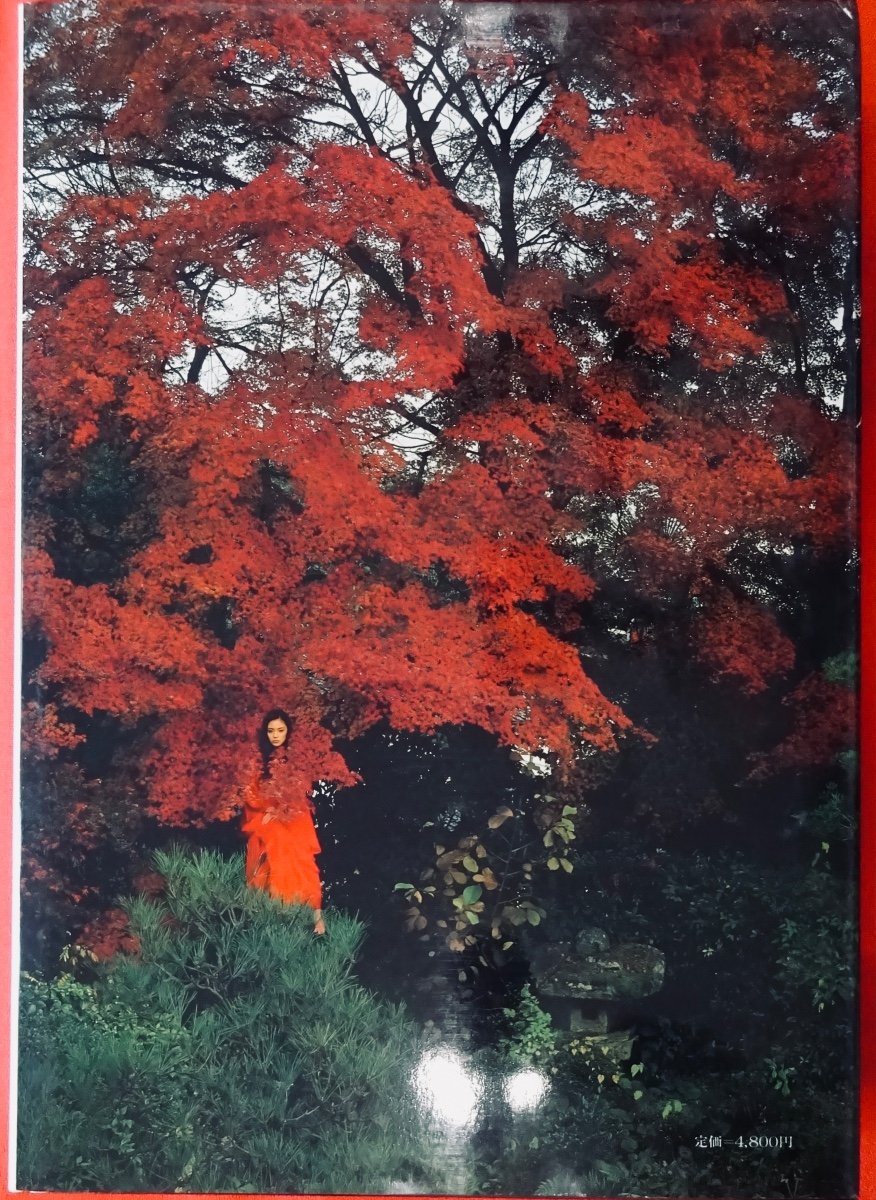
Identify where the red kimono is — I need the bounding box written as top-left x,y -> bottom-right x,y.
240,757 -> 322,909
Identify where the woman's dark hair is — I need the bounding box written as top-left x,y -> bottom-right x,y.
258,708 -> 293,778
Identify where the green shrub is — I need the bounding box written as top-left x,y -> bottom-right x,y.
499,982 -> 556,1067
18,848 -> 430,1193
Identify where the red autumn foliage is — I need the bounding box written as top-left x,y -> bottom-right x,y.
20,0 -> 856,915
693,592 -> 796,696
750,674 -> 857,780
76,908 -> 140,961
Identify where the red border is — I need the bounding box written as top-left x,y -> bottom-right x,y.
0,1 -> 872,1199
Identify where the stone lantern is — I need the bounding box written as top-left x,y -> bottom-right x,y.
530,927 -> 665,1061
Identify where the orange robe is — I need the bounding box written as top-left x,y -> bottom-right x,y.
240,764 -> 322,909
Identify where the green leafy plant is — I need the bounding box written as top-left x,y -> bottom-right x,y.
18,848 -> 430,1194
499,983 -> 556,1067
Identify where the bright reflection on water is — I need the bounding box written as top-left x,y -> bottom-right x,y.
413,1047 -> 482,1127
504,1067 -> 549,1112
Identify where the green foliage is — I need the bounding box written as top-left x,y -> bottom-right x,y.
793,782 -> 856,845
821,650 -> 857,687
479,782 -> 856,1198
499,983 -> 556,1068
775,871 -> 855,1011
18,848 -> 429,1193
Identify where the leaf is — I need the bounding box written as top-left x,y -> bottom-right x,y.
501,941 -> 514,951
462,884 -> 483,904
560,857 -> 573,873
462,855 -> 478,873
475,867 -> 498,890
393,882 -> 414,891
547,856 -> 560,870
526,910 -> 541,926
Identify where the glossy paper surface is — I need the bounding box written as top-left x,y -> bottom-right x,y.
17,1 -> 860,1195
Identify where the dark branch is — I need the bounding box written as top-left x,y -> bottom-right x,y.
344,239 -> 423,320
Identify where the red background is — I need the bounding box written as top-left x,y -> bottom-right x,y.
0,1 -> 871,1197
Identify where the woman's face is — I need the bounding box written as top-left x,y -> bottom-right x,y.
266,718 -> 289,749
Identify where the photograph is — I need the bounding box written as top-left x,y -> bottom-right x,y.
16,0 -> 861,1195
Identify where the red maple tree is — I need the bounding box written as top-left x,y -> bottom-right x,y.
21,0 -> 857,948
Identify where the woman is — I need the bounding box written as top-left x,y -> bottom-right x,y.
240,708 -> 325,935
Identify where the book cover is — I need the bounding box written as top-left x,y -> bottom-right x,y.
11,1 -> 865,1196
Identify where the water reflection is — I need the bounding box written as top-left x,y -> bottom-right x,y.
504,1067 -> 549,1112
413,1046 -> 482,1127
